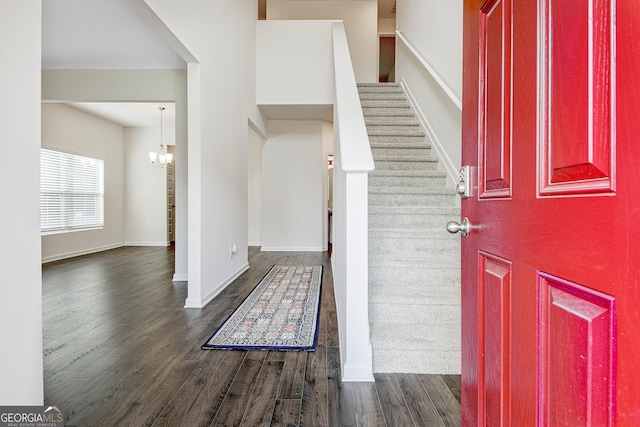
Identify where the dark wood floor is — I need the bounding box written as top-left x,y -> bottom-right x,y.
43,246 -> 461,426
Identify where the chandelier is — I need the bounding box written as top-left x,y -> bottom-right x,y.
149,106 -> 173,167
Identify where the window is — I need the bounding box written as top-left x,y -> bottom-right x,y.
41,148 -> 104,233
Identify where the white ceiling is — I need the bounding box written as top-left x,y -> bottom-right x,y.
42,0 -> 395,127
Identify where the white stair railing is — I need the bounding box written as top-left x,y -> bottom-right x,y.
331,21 -> 375,382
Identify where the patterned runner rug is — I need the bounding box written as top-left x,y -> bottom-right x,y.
202,265 -> 323,351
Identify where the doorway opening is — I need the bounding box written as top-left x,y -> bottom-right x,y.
379,35 -> 396,82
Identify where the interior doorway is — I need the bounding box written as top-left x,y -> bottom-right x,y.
327,153 -> 333,254
167,145 -> 176,244
379,35 -> 396,83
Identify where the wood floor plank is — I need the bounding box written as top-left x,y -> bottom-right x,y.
210,350 -> 267,426
177,350 -> 247,427
277,350 -> 307,399
418,375 -> 461,427
271,399 -> 301,427
375,373 -> 416,427
396,374 -> 445,427
327,345 -> 357,427
150,349 -> 229,426
46,368 -> 120,425
349,382 -> 387,427
322,268 -> 340,347
94,357 -> 199,426
240,359 -> 285,426
300,343 -> 329,427
443,375 -> 462,404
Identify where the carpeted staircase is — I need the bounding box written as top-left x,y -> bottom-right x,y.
358,83 -> 461,374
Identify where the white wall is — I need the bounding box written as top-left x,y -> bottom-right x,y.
261,120 -> 325,251
378,18 -> 396,35
397,0 -> 462,98
41,69 -> 188,280
145,0 -> 258,308
257,20 -> 334,107
396,0 -> 463,184
41,104 -> 125,262
248,127 -> 264,246
0,0 -> 43,405
124,126 -> 175,246
266,0 -> 378,83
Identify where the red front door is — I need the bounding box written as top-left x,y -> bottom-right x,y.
461,0 -> 640,425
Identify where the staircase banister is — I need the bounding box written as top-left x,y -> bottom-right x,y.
331,20 -> 375,382
332,22 -> 375,173
396,30 -> 462,111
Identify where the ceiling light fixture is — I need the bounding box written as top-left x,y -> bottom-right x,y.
149,106 -> 173,167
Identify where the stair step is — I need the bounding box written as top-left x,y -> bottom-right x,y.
369,228 -> 460,240
369,265 -> 461,287
371,146 -> 433,158
367,128 -> 425,137
370,281 -> 460,306
369,226 -> 456,236
370,169 -> 445,182
370,140 -> 432,149
371,320 -> 461,373
370,273 -> 460,294
369,140 -> 432,150
362,107 -> 414,117
359,92 -> 407,101
357,83 -> 403,92
374,160 -> 440,171
370,169 -> 444,176
373,350 -> 461,374
373,154 -> 438,163
369,174 -> 446,187
371,138 -> 430,148
370,193 -> 456,207
369,205 -> 459,215
369,185 -> 453,195
360,99 -> 411,108
369,254 -> 461,270
369,206 -> 459,229
365,117 -> 421,126
370,303 -> 460,326
369,234 -> 459,256
370,321 -> 461,373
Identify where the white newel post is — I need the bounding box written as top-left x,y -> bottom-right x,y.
342,170 -> 374,381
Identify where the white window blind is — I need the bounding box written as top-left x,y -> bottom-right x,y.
41,148 -> 104,233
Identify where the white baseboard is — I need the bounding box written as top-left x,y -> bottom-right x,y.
342,361 -> 375,382
248,241 -> 262,247
124,241 -> 170,247
260,246 -> 324,252
184,263 -> 250,309
42,243 -> 123,264
172,273 -> 188,282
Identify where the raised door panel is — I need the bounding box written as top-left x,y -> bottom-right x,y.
537,273 -> 615,427
479,0 -> 512,199
539,0 -> 615,195
479,252 -> 511,427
